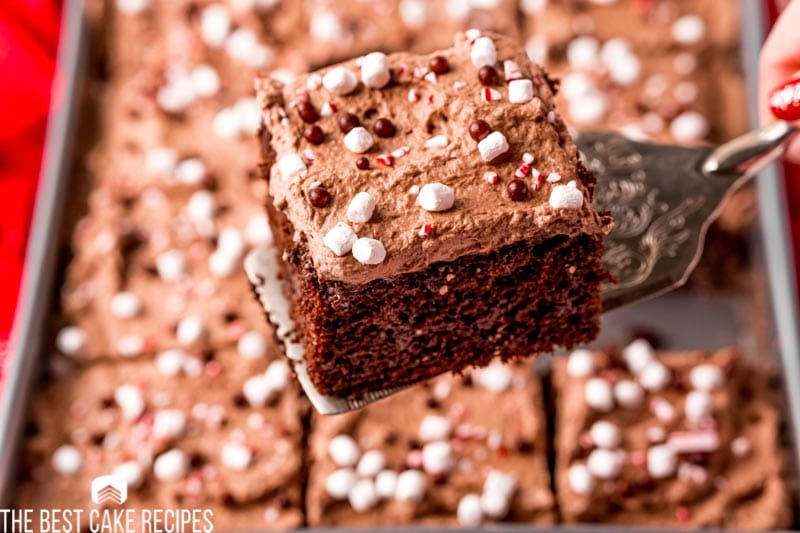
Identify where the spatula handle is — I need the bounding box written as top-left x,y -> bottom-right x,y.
702,120 -> 798,178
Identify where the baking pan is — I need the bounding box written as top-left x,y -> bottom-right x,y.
2,0 -> 799,530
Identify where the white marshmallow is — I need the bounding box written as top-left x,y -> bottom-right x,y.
311,10 -> 346,43
243,374 -> 274,407
153,409 -> 187,440
156,250 -> 186,282
145,147 -> 178,176
639,361 -> 671,391
174,158 -> 206,185
328,435 -> 361,467
117,0 -> 150,14
689,364 -> 724,391
190,65 -> 220,97
201,4 -> 231,48
113,461 -> 144,489
421,441 -> 453,474
360,52 -> 391,89
375,470 -> 398,498
567,349 -> 595,378
187,190 -> 215,229
623,339 -> 655,374
520,0 -> 547,14
419,415 -> 452,442
670,111 -> 709,143
567,463 -> 595,494
233,98 -> 262,135
346,192 -> 376,223
672,15 -> 705,45
356,450 -> 386,478
245,214 -> 273,246
348,479 -> 378,512
116,334 -> 144,358
352,238 -> 386,265
237,331 -> 267,359
156,349 -> 187,377
586,448 -> 624,479
176,315 -> 204,345
549,181 -> 584,209
647,444 -> 677,479
474,361 -> 513,392
589,420 -> 621,449
278,154 -> 307,181
614,379 -> 644,408
221,441 -> 252,470
525,34 -> 548,64
394,469 -> 426,502
424,135 -> 449,149
457,494 -> 483,527
110,291 -> 140,319
608,53 -> 641,86
568,91 -> 607,124
56,326 -> 86,357
343,127 -> 375,154
153,449 -> 188,481
480,490 -> 510,519
584,378 -> 614,412
115,384 -> 145,421
508,79 -> 534,104
323,67 -> 358,96
566,36 -> 599,70
52,445 -> 82,475
470,37 -> 497,68
323,223 -> 358,256
477,131 -> 510,162
399,0 -> 428,28
685,390 -> 713,423
417,182 -> 455,212
213,108 -> 239,139
325,468 -> 357,500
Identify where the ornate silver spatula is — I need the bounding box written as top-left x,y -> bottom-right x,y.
586,120 -> 797,311
247,121 -> 797,415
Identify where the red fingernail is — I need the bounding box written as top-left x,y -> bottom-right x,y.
769,77 -> 800,121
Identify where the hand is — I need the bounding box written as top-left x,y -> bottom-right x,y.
760,0 -> 800,163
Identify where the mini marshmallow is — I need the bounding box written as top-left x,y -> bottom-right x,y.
520,0 -> 546,14
589,420 -> 621,449
174,158 -> 206,184
457,494 -> 483,528
227,29 -> 273,68
422,441 -> 453,474
52,445 -> 82,475
311,10 -> 345,43
209,249 -> 239,278
56,326 -> 86,356
567,463 -> 595,494
567,349 -> 595,378
623,339 -> 655,374
201,4 -> 231,47
525,34 -> 548,64
329,434 -> 361,467
672,15 -> 705,45
586,448 -> 624,479
117,0 -> 151,14
614,379 -> 644,408
346,192 -> 376,223
549,181 -> 584,209
651,397 -> 676,423
608,53 -> 641,86
584,378 -> 614,412
221,441 -> 252,470
470,37 -> 497,68
395,469 -> 426,502
187,190 -> 215,225
115,384 -> 145,421
639,361 -> 671,391
508,79 -> 534,104
356,450 -> 386,478
566,36 -> 599,70
348,479 -> 378,512
685,390 -> 712,423
264,360 -> 290,391
153,410 -> 187,440
113,461 -> 144,489
110,291 -> 140,319
477,131 -> 509,162
233,98 -> 262,135
323,67 -> 358,95
176,315 -> 204,345
670,111 -> 709,143
352,238 -> 387,265
343,127 -> 375,154
417,182 -> 455,212
153,449 -> 188,481
278,154 -> 307,181
474,361 -> 513,392
375,470 -> 398,499
326,468 -> 357,500
156,250 -> 186,282
156,349 -> 187,377
731,436 -> 751,457
213,108 -> 239,138
689,364 -> 724,391
361,52 -> 391,89
145,147 -> 178,176
399,0 -> 428,28
483,469 -> 516,499
480,490 -> 510,519
324,223 -> 358,256
243,374 -> 274,407
245,214 -> 273,246
116,334 -> 145,358
238,331 -> 267,359
419,414 -> 452,442
568,91 -> 607,124
190,65 -> 220,97
424,135 -> 449,149
647,444 -> 677,479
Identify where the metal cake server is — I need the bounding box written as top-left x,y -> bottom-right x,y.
586,120 -> 797,311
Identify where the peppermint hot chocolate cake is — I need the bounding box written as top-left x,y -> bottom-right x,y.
251,32 -> 612,398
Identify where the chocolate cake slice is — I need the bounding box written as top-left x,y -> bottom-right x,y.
251,31 -> 612,398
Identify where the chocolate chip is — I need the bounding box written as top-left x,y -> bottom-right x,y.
461,374 -> 473,387
356,157 -> 370,170
189,452 -> 207,468
407,438 -> 421,450
91,433 -> 105,446
338,113 -> 361,133
303,125 -> 324,145
468,120 -> 491,142
425,397 -> 440,409
232,393 -> 248,407
478,65 -> 499,86
515,439 -> 534,453
296,101 -> 319,123
223,311 -> 239,323
307,186 -> 332,208
384,431 -> 399,445
373,118 -> 396,138
429,56 -> 450,75
507,179 -> 529,201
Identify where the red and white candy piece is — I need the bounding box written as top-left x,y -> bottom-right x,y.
419,223 -> 433,236
483,171 -> 499,185
667,430 -> 720,454
481,87 -> 502,102
503,60 -> 523,81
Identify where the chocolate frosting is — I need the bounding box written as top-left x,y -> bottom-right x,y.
257,32 -> 611,284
